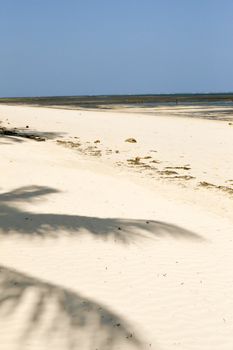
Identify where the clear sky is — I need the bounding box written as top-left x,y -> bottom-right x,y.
1,0 -> 233,97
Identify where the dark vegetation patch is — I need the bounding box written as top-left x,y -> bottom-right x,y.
56,140 -> 81,148
84,146 -> 102,157
0,127 -> 58,141
165,166 -> 191,171
199,181 -> 233,195
125,138 -> 137,143
1,93 -> 233,109
159,170 -> 179,176
127,157 -> 141,165
167,175 -> 195,181
0,127 -> 45,141
126,157 -> 158,171
56,139 -> 102,157
150,160 -> 160,164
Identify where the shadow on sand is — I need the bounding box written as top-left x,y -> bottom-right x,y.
0,186 -> 204,349
0,186 -> 203,242
0,265 -> 142,349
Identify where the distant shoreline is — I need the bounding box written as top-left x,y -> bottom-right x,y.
0,99 -> 233,122
1,93 -> 233,109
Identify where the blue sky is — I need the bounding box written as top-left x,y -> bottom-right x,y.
1,0 -> 233,97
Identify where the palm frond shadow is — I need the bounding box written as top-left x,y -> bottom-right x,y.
0,265 -> 142,349
0,186 -> 203,242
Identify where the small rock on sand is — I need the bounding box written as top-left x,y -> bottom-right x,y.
125,138 -> 137,143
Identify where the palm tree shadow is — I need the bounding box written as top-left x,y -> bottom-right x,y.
0,186 -> 203,242
0,186 -> 202,349
0,265 -> 142,349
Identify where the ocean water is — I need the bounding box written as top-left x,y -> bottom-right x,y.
1,93 -> 233,108
138,100 -> 233,107
1,94 -> 233,122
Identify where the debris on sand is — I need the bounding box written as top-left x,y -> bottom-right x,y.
199,181 -> 233,195
159,170 -> 178,176
169,175 -> 195,181
0,127 -> 46,141
125,138 -> 137,143
56,140 -> 81,148
150,159 -> 160,164
165,165 -> 191,171
127,157 -> 141,165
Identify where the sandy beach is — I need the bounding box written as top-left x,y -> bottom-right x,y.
0,104 -> 233,350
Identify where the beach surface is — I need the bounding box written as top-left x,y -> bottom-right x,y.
0,104 -> 233,350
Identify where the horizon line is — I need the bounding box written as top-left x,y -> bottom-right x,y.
1,91 -> 233,99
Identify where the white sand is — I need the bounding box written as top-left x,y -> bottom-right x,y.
0,104 -> 232,350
